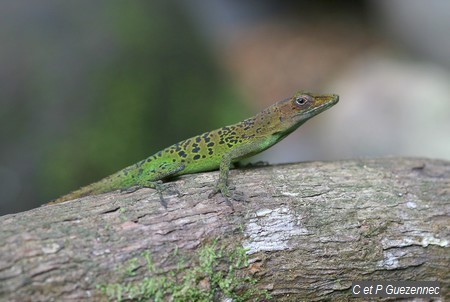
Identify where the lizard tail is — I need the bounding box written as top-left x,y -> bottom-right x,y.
46,175 -> 120,205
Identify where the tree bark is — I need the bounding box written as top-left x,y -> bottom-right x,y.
0,157 -> 449,301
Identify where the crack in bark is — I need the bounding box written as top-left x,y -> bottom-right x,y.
301,190 -> 330,198
99,206 -> 121,215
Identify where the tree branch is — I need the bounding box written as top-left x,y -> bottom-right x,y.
0,157 -> 449,301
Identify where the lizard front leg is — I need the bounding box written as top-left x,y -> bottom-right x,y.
208,154 -> 232,198
208,143 -> 259,207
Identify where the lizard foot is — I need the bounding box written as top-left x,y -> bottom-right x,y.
208,184 -> 245,209
143,182 -> 180,209
126,180 -> 169,208
149,181 -> 168,208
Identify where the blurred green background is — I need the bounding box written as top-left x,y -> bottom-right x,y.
1,0 -> 449,214
1,1 -> 248,214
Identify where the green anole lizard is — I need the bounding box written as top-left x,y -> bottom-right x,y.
48,90 -> 338,206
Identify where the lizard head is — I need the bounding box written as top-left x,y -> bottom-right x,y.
268,90 -> 339,138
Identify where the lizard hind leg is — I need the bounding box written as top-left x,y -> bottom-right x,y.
208,144 -> 261,208
133,163 -> 185,208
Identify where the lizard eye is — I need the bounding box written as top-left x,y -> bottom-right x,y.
294,96 -> 308,106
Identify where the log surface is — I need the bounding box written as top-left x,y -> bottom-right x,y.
0,157 -> 449,301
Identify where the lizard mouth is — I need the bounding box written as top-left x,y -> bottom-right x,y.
299,94 -> 339,119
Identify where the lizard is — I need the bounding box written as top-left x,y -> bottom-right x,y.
48,90 -> 338,207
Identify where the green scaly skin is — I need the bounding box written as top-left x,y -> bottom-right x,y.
48,90 -> 338,207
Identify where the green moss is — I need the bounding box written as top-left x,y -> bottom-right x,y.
97,240 -> 270,301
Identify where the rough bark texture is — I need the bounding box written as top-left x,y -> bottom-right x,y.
0,157 -> 449,301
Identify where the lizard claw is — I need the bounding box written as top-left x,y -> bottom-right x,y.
208,188 -> 219,199
158,193 -> 167,208
208,182 -> 229,199
152,182 -> 168,208
208,183 -> 236,210
165,184 -> 180,197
